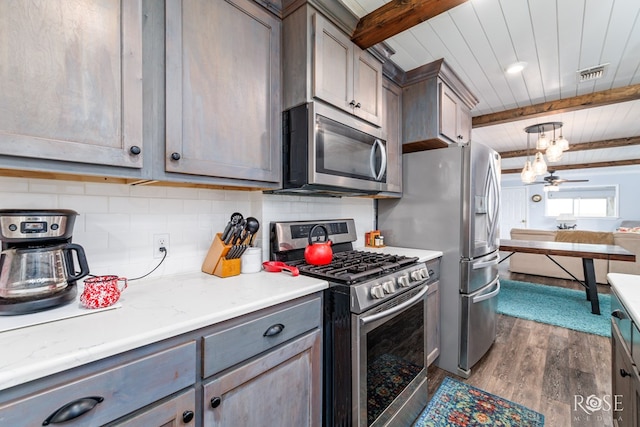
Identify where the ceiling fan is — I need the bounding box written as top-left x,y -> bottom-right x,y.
530,170 -> 589,187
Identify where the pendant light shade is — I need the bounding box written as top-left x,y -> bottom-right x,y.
546,140 -> 563,162
520,160 -> 536,183
557,134 -> 569,151
536,133 -> 549,150
532,152 -> 547,175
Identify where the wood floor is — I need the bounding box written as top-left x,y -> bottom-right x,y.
426,265 -> 613,427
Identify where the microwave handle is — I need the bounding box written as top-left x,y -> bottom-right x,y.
369,139 -> 387,181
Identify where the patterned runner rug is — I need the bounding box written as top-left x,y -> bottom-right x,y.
413,377 -> 544,426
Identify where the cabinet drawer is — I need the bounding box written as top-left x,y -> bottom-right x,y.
0,342 -> 196,426
203,297 -> 322,377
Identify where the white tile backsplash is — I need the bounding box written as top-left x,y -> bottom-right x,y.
0,177 -> 375,279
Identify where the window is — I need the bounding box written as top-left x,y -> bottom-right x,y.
545,185 -> 618,218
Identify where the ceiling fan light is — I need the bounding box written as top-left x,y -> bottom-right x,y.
536,134 -> 549,150
557,135 -> 569,151
532,152 -> 547,175
546,141 -> 563,162
543,185 -> 559,192
520,161 -> 536,184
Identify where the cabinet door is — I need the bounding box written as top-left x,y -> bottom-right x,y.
439,82 -> 462,144
354,50 -> 382,126
106,388 -> 196,427
381,79 -> 402,195
0,0 -> 143,168
458,102 -> 472,144
165,0 -> 281,183
426,281 -> 440,365
203,330 -> 321,427
612,322 -> 636,427
312,13 -> 354,114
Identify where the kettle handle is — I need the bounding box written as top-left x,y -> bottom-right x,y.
308,225 -> 330,245
64,243 -> 91,282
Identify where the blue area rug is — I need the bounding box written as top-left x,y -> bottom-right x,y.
413,377 -> 544,426
497,279 -> 611,337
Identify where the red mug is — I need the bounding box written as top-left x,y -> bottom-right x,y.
80,276 -> 127,309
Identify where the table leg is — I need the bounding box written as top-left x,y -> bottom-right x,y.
582,258 -> 600,315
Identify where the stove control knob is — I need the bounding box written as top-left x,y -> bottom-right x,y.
371,285 -> 385,299
382,280 -> 395,294
420,268 -> 430,279
410,270 -> 423,281
397,274 -> 410,288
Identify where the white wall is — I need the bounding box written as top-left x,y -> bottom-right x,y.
501,165 -> 640,232
0,177 -> 374,280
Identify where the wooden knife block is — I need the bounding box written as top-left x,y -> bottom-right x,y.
202,233 -> 241,278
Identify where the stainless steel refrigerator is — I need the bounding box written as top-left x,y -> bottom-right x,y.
378,142 -> 501,377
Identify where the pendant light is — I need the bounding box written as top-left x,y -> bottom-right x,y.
536,129 -> 549,150
557,133 -> 569,151
545,125 -> 563,162
532,151 -> 547,175
520,132 -> 536,183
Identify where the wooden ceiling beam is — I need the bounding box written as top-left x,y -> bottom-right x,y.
501,158 -> 640,175
473,83 -> 640,128
351,0 -> 468,49
499,136 -> 640,159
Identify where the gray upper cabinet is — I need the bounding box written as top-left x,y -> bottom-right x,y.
378,78 -> 402,196
165,0 -> 281,184
402,59 -> 478,153
284,5 -> 383,127
0,0 -> 144,171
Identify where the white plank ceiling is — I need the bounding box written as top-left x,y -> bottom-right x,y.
341,0 -> 640,174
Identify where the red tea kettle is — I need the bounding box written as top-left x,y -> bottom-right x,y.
304,225 -> 333,266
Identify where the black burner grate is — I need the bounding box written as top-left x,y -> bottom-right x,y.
290,251 -> 418,284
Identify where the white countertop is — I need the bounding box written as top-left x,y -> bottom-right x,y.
0,245 -> 442,392
608,273 -> 640,324
0,271 -> 328,392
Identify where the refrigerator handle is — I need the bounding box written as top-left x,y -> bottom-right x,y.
472,278 -> 500,303
485,155 -> 500,245
472,253 -> 500,269
369,139 -> 387,181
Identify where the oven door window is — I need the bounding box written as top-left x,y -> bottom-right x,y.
315,115 -> 386,183
360,296 -> 425,425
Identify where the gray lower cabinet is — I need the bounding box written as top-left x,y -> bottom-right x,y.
426,281 -> 440,366
611,291 -> 640,427
105,388 -> 196,427
201,295 -> 322,426
202,330 -> 321,426
0,0 -> 145,174
0,342 -> 197,426
164,0 -> 281,185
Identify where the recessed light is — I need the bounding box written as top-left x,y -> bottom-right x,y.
506,61 -> 527,74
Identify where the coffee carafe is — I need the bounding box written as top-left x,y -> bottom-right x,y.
0,209 -> 90,315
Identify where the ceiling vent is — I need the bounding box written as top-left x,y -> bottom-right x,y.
577,64 -> 609,83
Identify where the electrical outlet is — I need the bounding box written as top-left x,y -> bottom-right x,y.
153,233 -> 170,258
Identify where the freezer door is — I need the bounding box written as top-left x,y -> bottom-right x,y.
460,251 -> 500,294
463,144 -> 501,259
459,277 -> 500,372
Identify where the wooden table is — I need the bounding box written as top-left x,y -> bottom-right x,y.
499,239 -> 636,315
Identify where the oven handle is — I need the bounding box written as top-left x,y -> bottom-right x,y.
360,284 -> 429,326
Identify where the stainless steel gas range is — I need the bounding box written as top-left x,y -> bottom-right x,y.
270,219 -> 440,427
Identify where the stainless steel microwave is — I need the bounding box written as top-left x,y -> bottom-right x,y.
278,102 -> 388,196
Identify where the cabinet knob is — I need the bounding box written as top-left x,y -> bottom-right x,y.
210,396 -> 222,408
182,410 -> 194,423
171,152 -> 181,161
349,100 -> 357,107
620,368 -> 631,378
457,135 -> 464,140
129,145 -> 141,155
355,102 -> 361,109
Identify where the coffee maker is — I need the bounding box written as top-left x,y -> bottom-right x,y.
0,209 -> 90,315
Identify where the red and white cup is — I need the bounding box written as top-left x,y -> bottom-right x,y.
80,276 -> 127,309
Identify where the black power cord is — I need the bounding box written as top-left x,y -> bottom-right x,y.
85,246 -> 168,281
